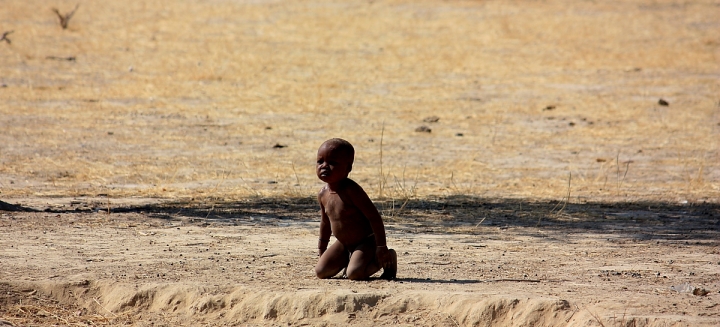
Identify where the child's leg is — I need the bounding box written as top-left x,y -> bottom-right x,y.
345,239 -> 382,280
315,241 -> 349,279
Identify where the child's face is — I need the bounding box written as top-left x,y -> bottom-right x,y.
316,144 -> 352,184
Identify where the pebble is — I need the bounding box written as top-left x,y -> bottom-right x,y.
415,126 -> 431,133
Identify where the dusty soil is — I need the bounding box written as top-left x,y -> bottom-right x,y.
1,0 -> 720,326
1,197 -> 719,326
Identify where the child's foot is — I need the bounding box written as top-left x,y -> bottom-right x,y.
380,249 -> 397,280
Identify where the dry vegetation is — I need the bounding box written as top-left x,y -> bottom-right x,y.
1,0 -> 718,204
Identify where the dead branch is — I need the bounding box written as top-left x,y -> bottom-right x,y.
0,30 -> 13,44
46,56 -> 76,61
52,4 -> 79,29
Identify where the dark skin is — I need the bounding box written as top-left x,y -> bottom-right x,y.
314,141 -> 392,280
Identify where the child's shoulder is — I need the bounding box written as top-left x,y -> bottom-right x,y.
318,184 -> 329,195
341,178 -> 368,195
317,178 -> 363,195
343,177 -> 360,186
340,177 -> 362,188
318,178 -> 365,197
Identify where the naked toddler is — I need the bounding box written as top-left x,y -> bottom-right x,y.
314,138 -> 397,280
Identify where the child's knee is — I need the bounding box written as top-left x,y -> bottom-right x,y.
346,268 -> 368,281
315,265 -> 333,279
314,266 -> 325,279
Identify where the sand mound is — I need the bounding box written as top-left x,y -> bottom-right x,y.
2,280 -> 699,326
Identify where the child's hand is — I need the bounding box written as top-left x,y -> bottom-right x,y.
376,246 -> 391,267
318,238 -> 329,256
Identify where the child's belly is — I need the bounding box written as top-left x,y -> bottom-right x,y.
330,214 -> 373,246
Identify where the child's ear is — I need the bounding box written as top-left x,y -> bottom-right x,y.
347,163 -> 353,173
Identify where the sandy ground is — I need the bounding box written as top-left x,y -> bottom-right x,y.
2,0 -> 720,326
1,197 -> 718,326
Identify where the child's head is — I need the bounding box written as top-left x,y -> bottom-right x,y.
316,138 -> 355,183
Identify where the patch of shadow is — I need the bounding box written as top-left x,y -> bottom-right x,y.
35,195 -> 720,242
396,278 -> 483,284
0,200 -> 38,212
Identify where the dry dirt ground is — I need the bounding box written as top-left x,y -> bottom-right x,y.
1,0 -> 720,326
1,197 -> 719,326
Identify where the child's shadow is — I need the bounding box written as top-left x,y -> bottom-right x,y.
390,278 -> 483,284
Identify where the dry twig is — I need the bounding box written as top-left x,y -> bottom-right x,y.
93,297 -> 118,318
539,172 -> 571,226
52,4 -> 80,29
378,121 -> 386,199
46,56 -> 76,61
0,30 -> 13,44
557,172 -> 571,214
587,309 -> 608,327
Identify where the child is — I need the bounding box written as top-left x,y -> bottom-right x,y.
314,138 -> 397,280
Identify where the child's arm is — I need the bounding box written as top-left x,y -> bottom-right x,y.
317,195 -> 332,256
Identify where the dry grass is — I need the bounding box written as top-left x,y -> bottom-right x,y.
1,0 -> 718,203
2,303 -> 118,326
0,284 -> 122,326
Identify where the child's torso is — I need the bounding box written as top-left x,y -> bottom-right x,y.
321,190 -> 373,246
